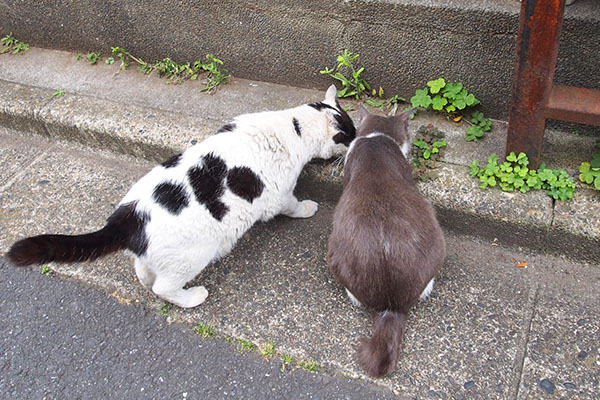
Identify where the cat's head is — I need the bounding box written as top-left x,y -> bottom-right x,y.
357,105 -> 416,156
308,85 -> 356,159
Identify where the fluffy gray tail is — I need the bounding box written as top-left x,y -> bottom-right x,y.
357,311 -> 407,378
6,202 -> 147,266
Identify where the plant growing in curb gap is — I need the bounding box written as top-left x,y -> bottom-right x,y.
411,78 -> 492,142
110,47 -> 230,90
320,49 -> 372,99
578,140 -> 600,191
86,52 -> 102,65
411,124 -> 447,182
469,152 -> 575,200
1,34 -> 29,54
159,303 -> 173,317
194,322 -> 216,338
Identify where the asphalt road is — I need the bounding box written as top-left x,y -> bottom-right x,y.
0,256 -> 395,400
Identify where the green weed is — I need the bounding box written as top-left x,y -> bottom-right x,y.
578,140 -> 600,191
280,353 -> 296,372
411,78 -> 491,141
469,152 -> 575,200
237,338 -> 256,353
1,34 -> 29,54
159,303 -> 173,317
41,266 -> 52,275
298,359 -> 321,373
320,49 -> 371,99
194,322 -> 216,338
411,124 -> 447,182
86,52 -> 102,65
259,340 -> 277,359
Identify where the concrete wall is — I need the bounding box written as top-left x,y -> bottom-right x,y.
1,0 -> 599,120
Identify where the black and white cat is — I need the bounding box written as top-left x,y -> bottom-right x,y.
327,105 -> 445,378
7,85 -> 355,308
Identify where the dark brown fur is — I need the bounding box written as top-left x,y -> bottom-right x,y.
327,106 -> 445,378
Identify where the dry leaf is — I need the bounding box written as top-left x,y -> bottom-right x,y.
453,115 -> 463,122
515,262 -> 528,268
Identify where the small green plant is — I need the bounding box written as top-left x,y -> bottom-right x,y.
365,93 -> 406,114
465,111 -> 492,142
320,49 -> 371,99
53,90 -> 66,98
41,266 -> 52,275
411,78 -> 491,142
194,322 -> 216,338
1,34 -> 29,54
105,57 -> 115,65
159,302 -> 173,317
237,338 -> 256,353
196,54 -> 231,92
76,53 -> 83,61
298,359 -> 321,373
110,47 -> 230,90
259,340 -> 277,359
411,124 -> 447,182
85,51 -> 102,65
469,152 -> 575,200
280,353 -> 296,372
578,140 -> 600,191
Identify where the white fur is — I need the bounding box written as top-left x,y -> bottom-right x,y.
345,132 -> 409,165
345,288 -> 363,308
419,278 -> 435,300
120,86 -> 348,308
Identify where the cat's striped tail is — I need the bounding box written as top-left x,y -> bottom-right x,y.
357,310 -> 407,378
6,202 -> 148,267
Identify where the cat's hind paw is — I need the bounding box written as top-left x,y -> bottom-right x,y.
294,200 -> 319,218
188,286 -> 209,307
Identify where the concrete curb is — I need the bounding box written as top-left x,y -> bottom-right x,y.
1,58 -> 598,262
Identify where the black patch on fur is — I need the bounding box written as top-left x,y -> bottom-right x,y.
161,153 -> 183,168
152,182 -> 189,215
216,123 -> 236,134
227,167 -> 265,203
332,99 -> 356,146
6,202 -> 149,266
113,202 -> 150,256
292,118 -> 302,137
308,102 -> 336,112
308,101 -> 356,147
187,153 -> 229,221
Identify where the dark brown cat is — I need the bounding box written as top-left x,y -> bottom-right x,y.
327,105 -> 445,378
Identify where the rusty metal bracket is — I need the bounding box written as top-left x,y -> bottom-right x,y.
506,0 -> 600,169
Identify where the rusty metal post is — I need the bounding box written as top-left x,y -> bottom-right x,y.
506,0 -> 566,169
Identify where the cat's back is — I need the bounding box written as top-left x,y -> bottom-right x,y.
329,134 -> 445,308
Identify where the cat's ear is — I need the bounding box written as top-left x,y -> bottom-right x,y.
397,107 -> 417,121
359,104 -> 370,120
324,85 -> 338,105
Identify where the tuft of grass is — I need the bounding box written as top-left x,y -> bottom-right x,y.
194,322 -> 216,338
159,303 -> 173,317
1,34 -> 29,55
237,338 -> 257,353
53,90 -> 66,98
109,47 -> 230,90
280,353 -> 296,372
259,340 -> 277,359
86,51 -> 102,65
41,265 -> 52,275
298,359 -> 321,373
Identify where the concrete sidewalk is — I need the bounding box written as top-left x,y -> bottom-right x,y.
0,48 -> 599,398
1,47 -> 598,262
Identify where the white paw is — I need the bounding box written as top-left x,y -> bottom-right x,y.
188,286 -> 209,307
297,200 -> 319,218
